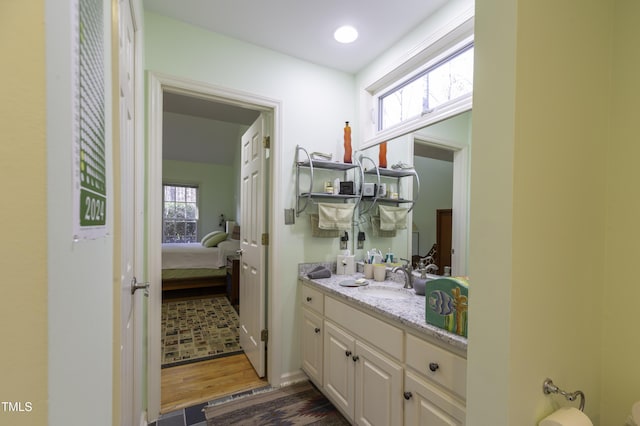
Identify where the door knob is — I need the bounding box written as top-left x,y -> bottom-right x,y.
403,391 -> 413,400
314,328 -> 321,334
352,355 -> 359,362
345,350 -> 352,357
306,296 -> 312,302
429,362 -> 440,372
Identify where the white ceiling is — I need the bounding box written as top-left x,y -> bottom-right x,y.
143,0 -> 450,74
150,0 -> 450,163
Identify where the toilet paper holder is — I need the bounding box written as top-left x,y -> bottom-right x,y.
543,378 -> 586,412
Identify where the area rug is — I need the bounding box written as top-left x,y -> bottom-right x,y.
161,296 -> 242,368
204,381 -> 349,425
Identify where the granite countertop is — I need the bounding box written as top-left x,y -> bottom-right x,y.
299,263 -> 467,353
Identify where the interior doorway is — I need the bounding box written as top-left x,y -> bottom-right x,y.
147,73 -> 279,421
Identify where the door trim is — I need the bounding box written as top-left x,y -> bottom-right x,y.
146,72 -> 282,421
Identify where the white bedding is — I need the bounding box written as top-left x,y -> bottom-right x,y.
162,240 -> 240,269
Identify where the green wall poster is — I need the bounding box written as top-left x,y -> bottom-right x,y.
73,0 -> 108,240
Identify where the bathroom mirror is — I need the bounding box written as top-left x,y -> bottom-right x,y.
355,110 -> 471,276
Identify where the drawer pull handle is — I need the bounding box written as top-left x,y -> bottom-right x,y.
345,350 -> 352,357
429,362 -> 440,372
352,355 -> 359,362
306,296 -> 312,302
403,391 -> 413,400
314,327 -> 321,334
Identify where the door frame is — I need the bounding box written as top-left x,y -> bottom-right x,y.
146,72 -> 282,421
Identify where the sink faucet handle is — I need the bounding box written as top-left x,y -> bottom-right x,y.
399,258 -> 412,270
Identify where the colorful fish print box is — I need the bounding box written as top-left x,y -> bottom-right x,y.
426,277 -> 469,338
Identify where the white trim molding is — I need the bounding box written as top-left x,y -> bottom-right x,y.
146,71 -> 283,422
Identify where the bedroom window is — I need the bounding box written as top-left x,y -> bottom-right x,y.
163,184 -> 199,243
378,42 -> 474,130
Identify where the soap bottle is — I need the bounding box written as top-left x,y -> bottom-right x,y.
343,121 -> 352,163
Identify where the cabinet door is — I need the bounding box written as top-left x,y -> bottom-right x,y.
323,321 -> 356,421
355,341 -> 403,426
404,371 -> 465,426
301,308 -> 323,386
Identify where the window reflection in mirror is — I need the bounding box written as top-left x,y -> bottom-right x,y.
355,110 -> 471,276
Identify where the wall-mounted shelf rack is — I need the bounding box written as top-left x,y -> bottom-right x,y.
295,145 -> 363,216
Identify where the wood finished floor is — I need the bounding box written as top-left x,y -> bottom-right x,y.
161,347 -> 267,414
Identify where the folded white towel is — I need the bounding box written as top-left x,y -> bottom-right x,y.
318,203 -> 355,230
379,205 -> 408,231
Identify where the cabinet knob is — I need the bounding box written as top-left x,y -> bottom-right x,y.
345,350 -> 352,357
403,391 -> 413,400
352,355 -> 359,362
429,362 -> 440,372
306,296 -> 312,302
314,327 -> 321,334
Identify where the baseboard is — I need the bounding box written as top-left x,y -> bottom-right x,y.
278,369 -> 309,388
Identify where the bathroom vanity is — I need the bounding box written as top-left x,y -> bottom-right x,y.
299,266 -> 468,425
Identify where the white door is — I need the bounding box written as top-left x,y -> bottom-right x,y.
119,1 -> 143,424
239,115 -> 267,377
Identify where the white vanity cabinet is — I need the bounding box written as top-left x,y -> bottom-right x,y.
403,334 -> 466,425
323,301 -> 403,426
299,279 -> 467,425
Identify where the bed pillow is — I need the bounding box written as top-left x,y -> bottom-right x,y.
203,232 -> 228,247
201,230 -> 224,245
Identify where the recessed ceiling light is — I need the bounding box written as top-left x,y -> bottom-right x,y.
334,25 -> 358,44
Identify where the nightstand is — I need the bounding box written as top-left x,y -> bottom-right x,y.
226,255 -> 240,308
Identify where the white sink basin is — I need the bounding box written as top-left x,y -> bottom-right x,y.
359,286 -> 413,300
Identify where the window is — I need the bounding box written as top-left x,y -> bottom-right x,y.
379,43 -> 474,130
163,184 -> 199,243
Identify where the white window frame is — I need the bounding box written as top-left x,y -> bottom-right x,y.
362,15 -> 474,147
377,41 -> 474,131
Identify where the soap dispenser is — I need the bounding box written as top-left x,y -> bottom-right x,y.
413,260 -> 428,295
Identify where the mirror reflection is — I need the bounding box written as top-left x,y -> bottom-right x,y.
355,110 -> 471,276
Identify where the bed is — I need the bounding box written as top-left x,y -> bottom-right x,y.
161,239 -> 240,290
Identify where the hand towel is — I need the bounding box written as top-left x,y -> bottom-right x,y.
318,203 -> 355,230
379,205 -> 408,231
370,216 -> 397,237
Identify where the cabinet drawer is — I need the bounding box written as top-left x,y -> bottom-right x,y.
325,296 -> 403,361
406,333 -> 467,400
301,284 -> 324,314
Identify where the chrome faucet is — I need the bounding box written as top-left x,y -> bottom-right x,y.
392,258 -> 414,289
425,264 -> 438,273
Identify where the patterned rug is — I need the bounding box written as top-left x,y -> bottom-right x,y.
161,296 -> 242,368
204,381 -> 349,425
